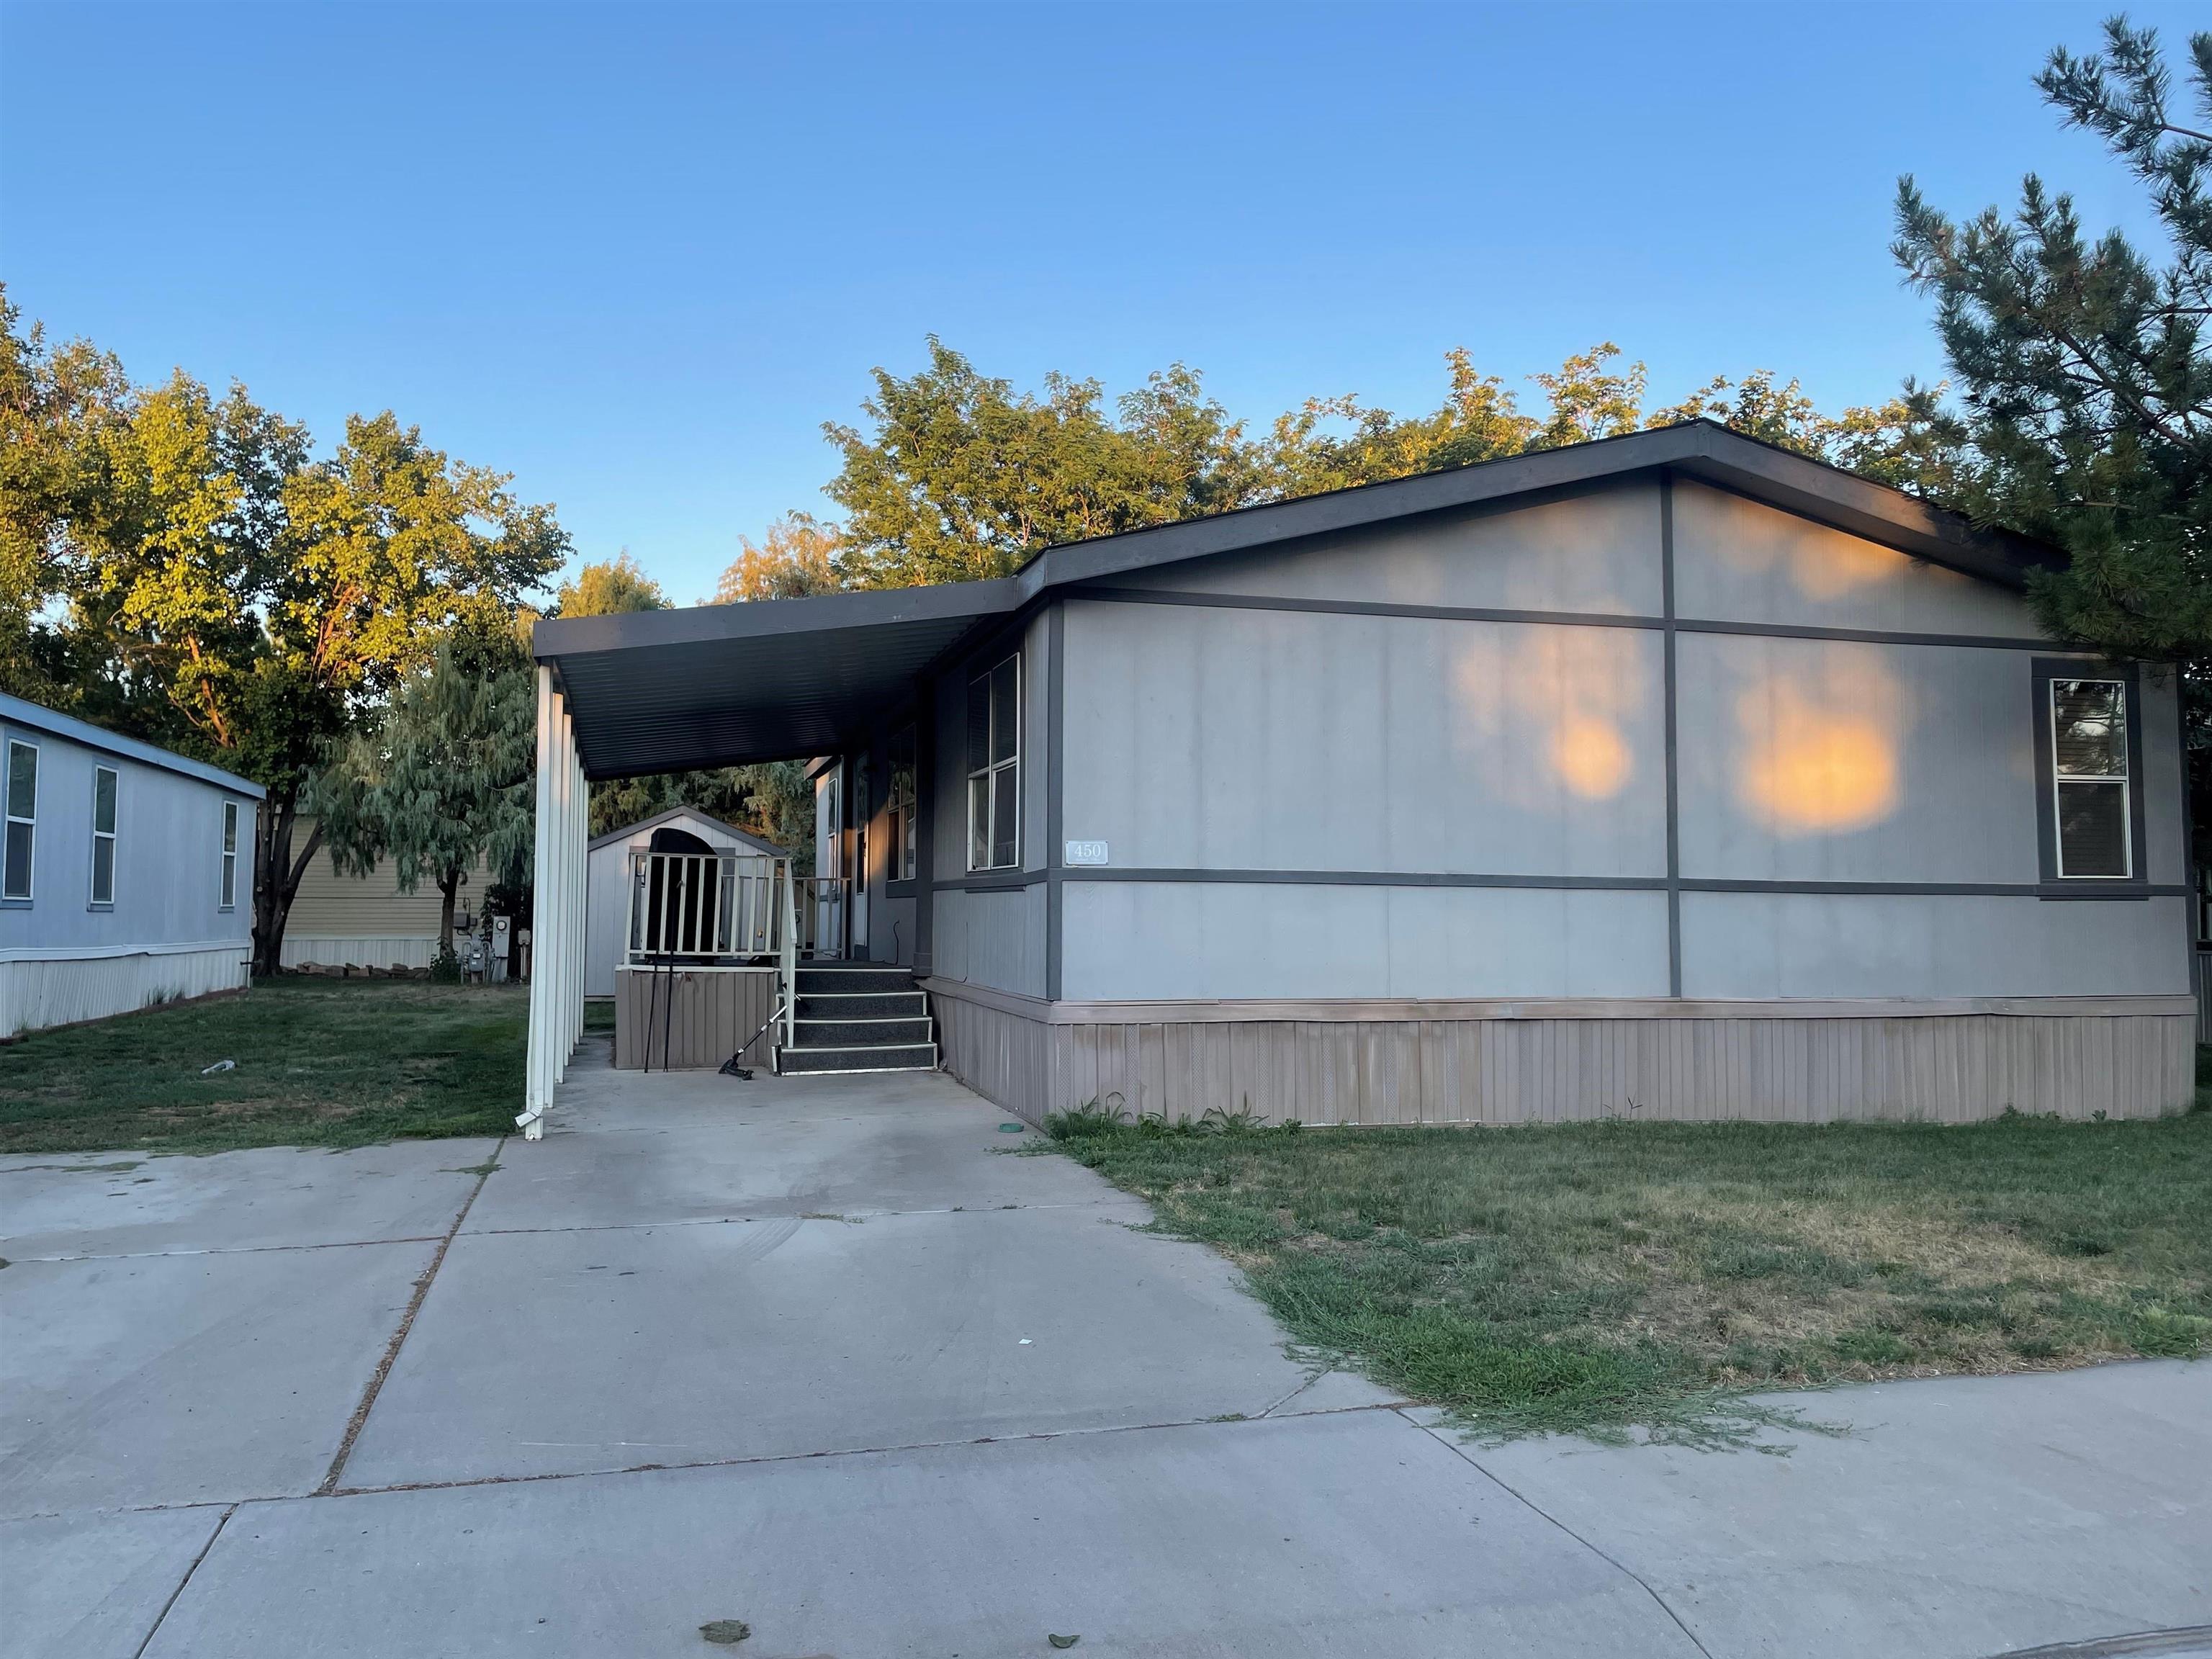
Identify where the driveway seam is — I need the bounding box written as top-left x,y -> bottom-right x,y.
462,1199 -> 1130,1238
0,1399 -> 1411,1519
1400,1411 -> 1716,1659
315,1138 -> 506,1496
129,1501 -> 235,1659
2,1233 -> 449,1264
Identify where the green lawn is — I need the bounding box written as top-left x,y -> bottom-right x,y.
0,979 -> 526,1154
1046,1107 -> 2212,1442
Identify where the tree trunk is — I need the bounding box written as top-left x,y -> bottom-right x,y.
439,868 -> 460,959
250,790 -> 325,976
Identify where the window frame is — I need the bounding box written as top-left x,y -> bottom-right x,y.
4,736 -> 37,904
2031,658 -> 2147,889
889,725 -> 918,885
219,799 -> 240,911
966,654 -> 1022,873
89,764 -> 118,908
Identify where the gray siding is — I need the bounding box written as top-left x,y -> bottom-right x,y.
1681,893 -> 2190,999
931,884 -> 1047,997
0,719 -> 253,958
1671,480 -> 2042,637
1676,635 -> 2046,884
1110,480 -> 1664,616
1062,601 -> 1665,877
1061,882 -> 1668,1002
925,609 -> 1051,992
1046,478 -> 2190,1009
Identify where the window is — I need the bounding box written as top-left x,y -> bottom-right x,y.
2049,676 -> 2131,878
889,727 -> 917,881
4,738 -> 35,900
219,799 -> 240,909
89,766 -> 117,906
966,655 -> 1020,871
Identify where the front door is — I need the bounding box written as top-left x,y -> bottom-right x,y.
848,756 -> 870,959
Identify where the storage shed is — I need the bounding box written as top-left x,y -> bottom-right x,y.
584,806 -> 788,997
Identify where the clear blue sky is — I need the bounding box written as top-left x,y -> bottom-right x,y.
0,1 -> 2196,602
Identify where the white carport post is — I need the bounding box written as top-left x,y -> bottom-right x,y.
520,666 -> 586,1141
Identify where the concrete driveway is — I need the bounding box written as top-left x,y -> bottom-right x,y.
2,1042 -> 2207,1659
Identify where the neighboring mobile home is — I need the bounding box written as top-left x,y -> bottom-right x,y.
280,818 -> 490,971
513,422 -> 2195,1136
0,691 -> 260,1038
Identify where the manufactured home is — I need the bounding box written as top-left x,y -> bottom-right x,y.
0,691 -> 261,1038
279,817 -> 491,972
513,422 -> 2195,1136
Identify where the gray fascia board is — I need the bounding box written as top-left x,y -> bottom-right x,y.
534,421 -> 2056,673
531,577 -> 1025,661
1015,421 -> 2054,595
0,691 -> 266,799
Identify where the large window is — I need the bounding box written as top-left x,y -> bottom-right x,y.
89,766 -> 117,906
219,799 -> 240,909
4,738 -> 35,901
889,726 -> 917,881
966,655 -> 1020,871
2049,676 -> 2131,878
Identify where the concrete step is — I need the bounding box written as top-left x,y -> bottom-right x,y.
791,1017 -> 934,1047
794,966 -> 914,996
776,1042 -> 939,1075
795,991 -> 927,1020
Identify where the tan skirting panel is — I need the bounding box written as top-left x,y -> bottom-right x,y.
925,980 -> 2196,1127
615,966 -> 776,1070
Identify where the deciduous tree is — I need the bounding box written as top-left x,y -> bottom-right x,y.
310,642 -> 537,958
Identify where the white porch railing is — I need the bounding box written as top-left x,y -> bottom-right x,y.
623,850 -> 783,965
619,855 -> 857,971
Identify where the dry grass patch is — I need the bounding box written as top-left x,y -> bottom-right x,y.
1045,1110 -> 2212,1442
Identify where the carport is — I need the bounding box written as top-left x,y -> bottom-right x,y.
518,580 -> 1017,1137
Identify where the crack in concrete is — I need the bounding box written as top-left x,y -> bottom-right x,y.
1400,1409 -> 1717,1659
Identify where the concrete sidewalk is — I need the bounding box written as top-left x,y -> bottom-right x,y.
2,1042 -> 2206,1658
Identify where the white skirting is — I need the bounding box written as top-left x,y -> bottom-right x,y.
0,944 -> 252,1038
279,935 -> 440,971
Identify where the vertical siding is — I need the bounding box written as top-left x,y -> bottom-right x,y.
927,986 -> 2193,1128
613,968 -> 776,1070
0,946 -> 251,1038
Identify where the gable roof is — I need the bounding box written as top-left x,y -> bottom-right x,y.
586,804 -> 788,857
534,421 -> 2062,780
0,691 -> 266,799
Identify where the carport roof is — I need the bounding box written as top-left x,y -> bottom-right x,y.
534,420 -> 2062,780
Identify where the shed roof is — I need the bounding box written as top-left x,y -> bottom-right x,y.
586,805 -> 788,858
534,420 -> 2061,781
0,692 -> 266,798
